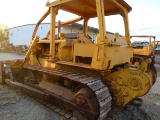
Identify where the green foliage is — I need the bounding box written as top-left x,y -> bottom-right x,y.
0,24 -> 9,42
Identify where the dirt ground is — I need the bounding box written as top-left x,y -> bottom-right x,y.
0,53 -> 160,120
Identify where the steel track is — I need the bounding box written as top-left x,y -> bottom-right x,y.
3,64 -> 112,120
23,65 -> 112,120
31,95 -> 80,120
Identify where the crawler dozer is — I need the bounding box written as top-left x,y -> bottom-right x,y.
0,0 -> 157,119
131,35 -> 157,84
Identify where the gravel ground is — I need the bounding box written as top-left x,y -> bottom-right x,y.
0,53 -> 160,120
0,85 -> 60,120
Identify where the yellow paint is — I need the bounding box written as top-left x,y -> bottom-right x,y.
106,68 -> 152,106
24,0 -> 155,108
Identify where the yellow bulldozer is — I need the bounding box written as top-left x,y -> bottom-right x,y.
0,0 -> 157,119
131,35 -> 157,84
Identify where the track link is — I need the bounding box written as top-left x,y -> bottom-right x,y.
33,97 -> 79,120
21,65 -> 112,119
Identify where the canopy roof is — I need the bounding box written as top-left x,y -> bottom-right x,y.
130,35 -> 156,39
46,0 -> 132,18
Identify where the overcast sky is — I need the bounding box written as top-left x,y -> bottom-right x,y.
0,0 -> 160,40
